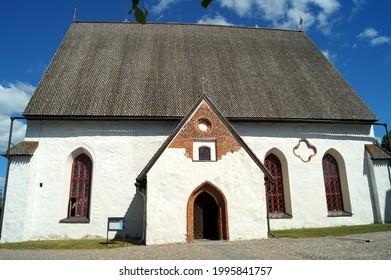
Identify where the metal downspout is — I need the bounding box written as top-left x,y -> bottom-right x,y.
135,180 -> 146,245
265,179 -> 276,238
0,117 -> 17,240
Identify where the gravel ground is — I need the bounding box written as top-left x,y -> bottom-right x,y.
0,231 -> 390,260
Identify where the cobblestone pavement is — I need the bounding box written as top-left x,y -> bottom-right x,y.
0,231 -> 390,260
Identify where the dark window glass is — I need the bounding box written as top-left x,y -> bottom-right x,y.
199,146 -> 211,161
322,154 -> 344,212
68,154 -> 92,218
264,154 -> 285,213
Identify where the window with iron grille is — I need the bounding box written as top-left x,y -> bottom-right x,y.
199,146 -> 211,161
68,154 -> 92,218
264,154 -> 285,213
322,154 -> 344,212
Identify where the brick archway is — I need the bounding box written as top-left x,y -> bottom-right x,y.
186,182 -> 228,241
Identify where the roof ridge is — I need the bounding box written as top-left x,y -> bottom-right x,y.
72,20 -> 303,33
25,21 -> 376,121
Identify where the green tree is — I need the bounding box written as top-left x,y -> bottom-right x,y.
381,131 -> 391,153
129,0 -> 213,24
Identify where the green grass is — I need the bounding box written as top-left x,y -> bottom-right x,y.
0,238 -> 136,250
271,223 -> 391,238
1,224 -> 390,250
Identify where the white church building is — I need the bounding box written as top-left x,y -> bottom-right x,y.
1,22 -> 390,245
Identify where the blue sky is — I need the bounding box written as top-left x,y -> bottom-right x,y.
0,0 -> 391,189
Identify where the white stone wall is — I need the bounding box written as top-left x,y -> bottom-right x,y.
233,122 -> 376,230
372,160 -> 391,222
1,120 -> 177,242
1,120 -> 386,244
146,147 -> 267,245
1,156 -> 37,242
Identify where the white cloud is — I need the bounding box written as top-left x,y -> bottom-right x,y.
0,82 -> 35,153
370,36 -> 391,46
219,0 -> 252,16
254,0 -> 288,22
0,177 -> 4,188
217,0 -> 341,34
358,27 -> 378,39
26,62 -> 47,75
197,14 -> 233,25
350,0 -> 366,20
155,15 -> 164,22
0,115 -> 28,153
358,27 -> 391,46
312,0 -> 341,14
322,49 -> 337,64
0,82 -> 35,115
150,0 -> 342,34
151,0 -> 180,14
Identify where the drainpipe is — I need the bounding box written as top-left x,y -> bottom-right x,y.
135,179 -> 146,245
0,117 -> 20,240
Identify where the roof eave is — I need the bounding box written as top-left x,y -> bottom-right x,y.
22,115 -> 378,124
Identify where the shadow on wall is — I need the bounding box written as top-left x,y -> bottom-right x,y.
11,157 -> 31,166
112,192 -> 143,243
363,151 -> 381,223
386,189 -> 391,223
385,162 -> 391,223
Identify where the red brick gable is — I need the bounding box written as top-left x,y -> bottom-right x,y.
136,95 -> 273,183
169,100 -> 241,160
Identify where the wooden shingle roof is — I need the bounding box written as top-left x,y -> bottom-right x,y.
24,22 -> 376,121
2,141 -> 39,157
365,144 -> 391,160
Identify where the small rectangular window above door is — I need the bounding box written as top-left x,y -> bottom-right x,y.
193,140 -> 216,161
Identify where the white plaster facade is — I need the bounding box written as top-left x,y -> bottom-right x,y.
234,122 -> 377,230
1,119 -> 390,244
365,156 -> 391,223
146,147 -> 267,245
1,120 -> 176,242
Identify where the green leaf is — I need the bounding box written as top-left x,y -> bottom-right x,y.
132,0 -> 140,10
129,0 -> 140,14
134,7 -> 147,24
201,0 -> 213,8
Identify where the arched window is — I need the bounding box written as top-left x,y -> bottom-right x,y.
68,154 -> 92,218
199,146 -> 211,161
264,154 -> 285,213
322,154 -> 343,212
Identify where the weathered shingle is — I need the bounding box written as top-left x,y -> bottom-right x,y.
365,144 -> 391,160
24,22 -> 377,121
2,141 -> 39,157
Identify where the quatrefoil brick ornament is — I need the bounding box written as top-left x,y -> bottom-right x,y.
293,139 -> 317,162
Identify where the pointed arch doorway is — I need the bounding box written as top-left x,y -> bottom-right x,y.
186,182 -> 228,241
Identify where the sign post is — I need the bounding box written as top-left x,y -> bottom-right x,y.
107,217 -> 125,245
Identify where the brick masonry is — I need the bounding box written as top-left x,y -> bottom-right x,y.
169,101 -> 241,160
